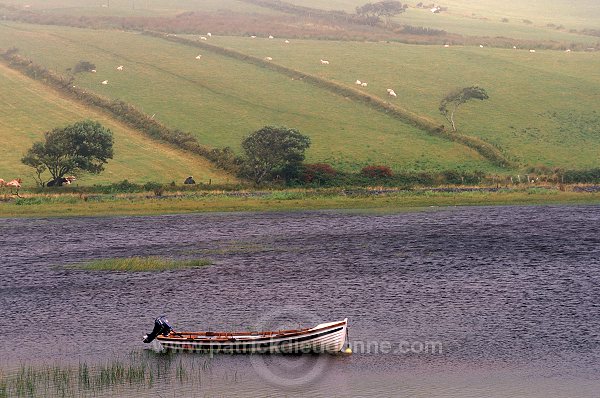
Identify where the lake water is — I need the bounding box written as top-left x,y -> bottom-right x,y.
1,205 -> 599,397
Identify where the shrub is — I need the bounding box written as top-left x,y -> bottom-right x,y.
72,60 -> 96,74
398,25 -> 446,36
361,165 -> 393,178
143,181 -> 165,196
110,179 -> 139,193
301,163 -> 338,184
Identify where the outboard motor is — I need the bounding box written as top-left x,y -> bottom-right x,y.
143,316 -> 173,343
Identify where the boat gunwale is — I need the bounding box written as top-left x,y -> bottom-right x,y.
156,320 -> 347,343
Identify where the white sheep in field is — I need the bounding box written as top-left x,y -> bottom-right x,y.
207,32 -> 212,37
444,44 -> 450,48
513,46 -> 517,49
285,40 -> 290,43
101,80 -> 108,85
355,80 -> 362,85
200,36 -> 207,40
195,55 -> 202,59
265,56 -> 273,61
91,69 -> 97,73
251,35 -> 257,38
268,35 -> 274,39
361,82 -> 368,87
389,90 -> 397,97
479,44 -> 484,48
320,59 -> 329,64
529,49 -> 536,53
116,65 -> 123,71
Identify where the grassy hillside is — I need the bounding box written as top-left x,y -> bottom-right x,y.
3,0 -> 279,17
212,35 -> 600,169
0,22 -> 493,173
0,62 -> 235,187
284,0 -> 599,43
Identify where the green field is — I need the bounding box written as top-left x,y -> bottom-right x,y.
286,0 -> 600,41
0,22 -> 495,173
212,35 -> 600,169
0,61 -> 235,187
4,0 -> 279,17
1,11 -> 598,178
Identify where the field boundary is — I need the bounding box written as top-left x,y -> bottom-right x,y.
145,31 -> 513,168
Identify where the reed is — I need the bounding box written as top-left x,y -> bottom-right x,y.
0,350 -> 215,397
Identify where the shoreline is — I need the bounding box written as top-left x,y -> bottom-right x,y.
1,187 -> 599,218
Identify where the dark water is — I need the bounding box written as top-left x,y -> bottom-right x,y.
1,205 -> 599,397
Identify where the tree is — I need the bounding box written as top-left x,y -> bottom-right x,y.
356,1 -> 406,25
439,86 -> 489,132
241,126 -> 311,185
22,120 -> 114,186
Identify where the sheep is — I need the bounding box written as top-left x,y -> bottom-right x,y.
268,35 -> 274,39
91,69 -> 97,73
320,59 -> 330,65
479,44 -> 484,48
207,32 -> 212,37
195,55 -> 202,59
565,49 -> 572,52
444,44 -> 450,48
116,65 -> 124,71
200,36 -> 207,40
386,88 -> 392,93
265,56 -> 273,61
529,49 -> 536,53
285,40 -> 290,44
361,82 -> 368,87
251,35 -> 257,38
513,46 -> 517,49
355,80 -> 362,85
101,80 -> 108,85
389,90 -> 397,97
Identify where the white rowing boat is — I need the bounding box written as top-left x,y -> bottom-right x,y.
143,316 -> 349,354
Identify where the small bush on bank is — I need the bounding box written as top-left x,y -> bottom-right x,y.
301,163 -> 338,185
143,182 -> 165,196
361,165 -> 393,178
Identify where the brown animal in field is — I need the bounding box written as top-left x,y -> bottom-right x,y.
0,178 -> 5,186
5,178 -> 22,197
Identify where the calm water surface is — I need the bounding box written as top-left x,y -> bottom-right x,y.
1,205 -> 599,397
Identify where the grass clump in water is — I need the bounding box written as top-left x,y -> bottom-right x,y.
76,256 -> 211,272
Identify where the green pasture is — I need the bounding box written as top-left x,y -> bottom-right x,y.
3,0 -> 278,17
0,61 -> 234,187
210,35 -> 600,169
285,0 -> 599,43
0,22 -> 493,173
425,0 -> 600,29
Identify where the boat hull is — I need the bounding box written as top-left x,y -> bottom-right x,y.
154,319 -> 348,354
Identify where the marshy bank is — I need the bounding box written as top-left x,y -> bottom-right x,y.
0,185 -> 599,218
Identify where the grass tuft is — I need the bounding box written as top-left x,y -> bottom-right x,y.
74,256 -> 211,272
